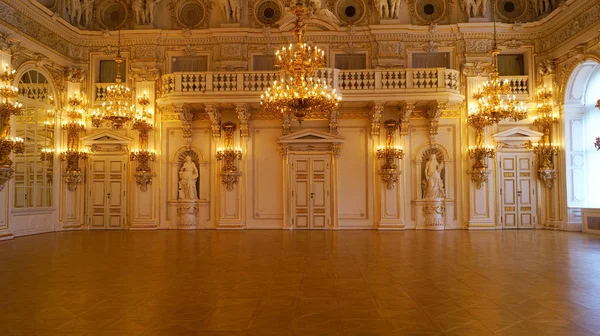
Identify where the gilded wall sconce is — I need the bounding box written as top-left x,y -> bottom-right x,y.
0,65 -> 25,191
467,145 -> 495,189
376,120 -> 404,190
60,93 -> 88,192
532,87 -> 560,187
216,122 -> 242,191
130,94 -> 156,192
467,113 -> 495,189
533,142 -> 559,188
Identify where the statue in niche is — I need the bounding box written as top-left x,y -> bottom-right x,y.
423,153 -> 445,200
220,0 -> 241,23
460,0 -> 487,18
178,155 -> 199,200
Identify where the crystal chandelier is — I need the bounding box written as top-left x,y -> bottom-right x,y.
0,65 -> 24,190
260,2 -> 341,125
91,31 -> 134,129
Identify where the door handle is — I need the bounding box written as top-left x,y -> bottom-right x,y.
310,192 -> 315,199
517,191 -> 522,196
107,193 -> 111,199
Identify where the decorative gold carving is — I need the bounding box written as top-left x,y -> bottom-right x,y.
521,207 -> 532,211
313,209 -> 326,214
313,174 -> 325,179
376,120 -> 404,190
0,65 -> 25,191
216,122 -> 242,191
505,207 -> 516,211
504,172 -> 515,177
296,209 -> 308,214
520,172 -> 531,177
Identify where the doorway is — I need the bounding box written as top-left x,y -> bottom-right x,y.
290,154 -> 332,229
498,153 -> 537,229
88,156 -> 128,229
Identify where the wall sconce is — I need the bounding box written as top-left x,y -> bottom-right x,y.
216,122 -> 242,191
466,111 -> 495,189
0,65 -> 25,191
376,120 -> 404,190
532,87 -> 560,187
533,142 -> 559,188
130,94 -> 156,191
468,145 -> 495,189
60,93 -> 88,192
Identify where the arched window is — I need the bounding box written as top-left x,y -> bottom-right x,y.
13,69 -> 56,208
564,61 -> 600,208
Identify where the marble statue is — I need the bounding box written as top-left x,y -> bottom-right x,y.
461,0 -> 487,18
68,0 -> 82,25
81,0 -> 94,26
133,0 -> 146,24
220,0 -> 241,23
178,155 -> 199,200
308,0 -> 341,25
377,0 -> 401,20
423,154 -> 445,200
532,0 -> 556,16
145,0 -> 162,24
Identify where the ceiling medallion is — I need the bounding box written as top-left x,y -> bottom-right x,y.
260,2 -> 341,125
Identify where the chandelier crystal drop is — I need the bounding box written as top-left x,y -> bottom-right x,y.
92,31 -> 134,129
260,2 -> 341,124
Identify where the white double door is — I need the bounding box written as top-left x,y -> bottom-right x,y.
498,153 -> 537,229
88,156 -> 128,229
290,155 -> 332,229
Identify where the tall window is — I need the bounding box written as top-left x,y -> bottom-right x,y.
14,70 -> 55,208
583,66 -> 600,207
171,56 -> 208,72
412,53 -> 450,68
335,54 -> 367,70
498,55 -> 525,76
99,60 -> 127,83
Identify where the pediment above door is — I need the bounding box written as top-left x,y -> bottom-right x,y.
493,127 -> 543,151
81,131 -> 133,154
278,129 -> 345,156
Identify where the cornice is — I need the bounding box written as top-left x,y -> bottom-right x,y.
1,0 -> 598,66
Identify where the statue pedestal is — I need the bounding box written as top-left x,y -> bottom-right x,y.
220,23 -> 241,28
423,199 -> 445,230
175,200 -> 201,229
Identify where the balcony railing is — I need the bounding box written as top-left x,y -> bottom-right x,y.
158,68 -> 460,96
500,75 -> 529,95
